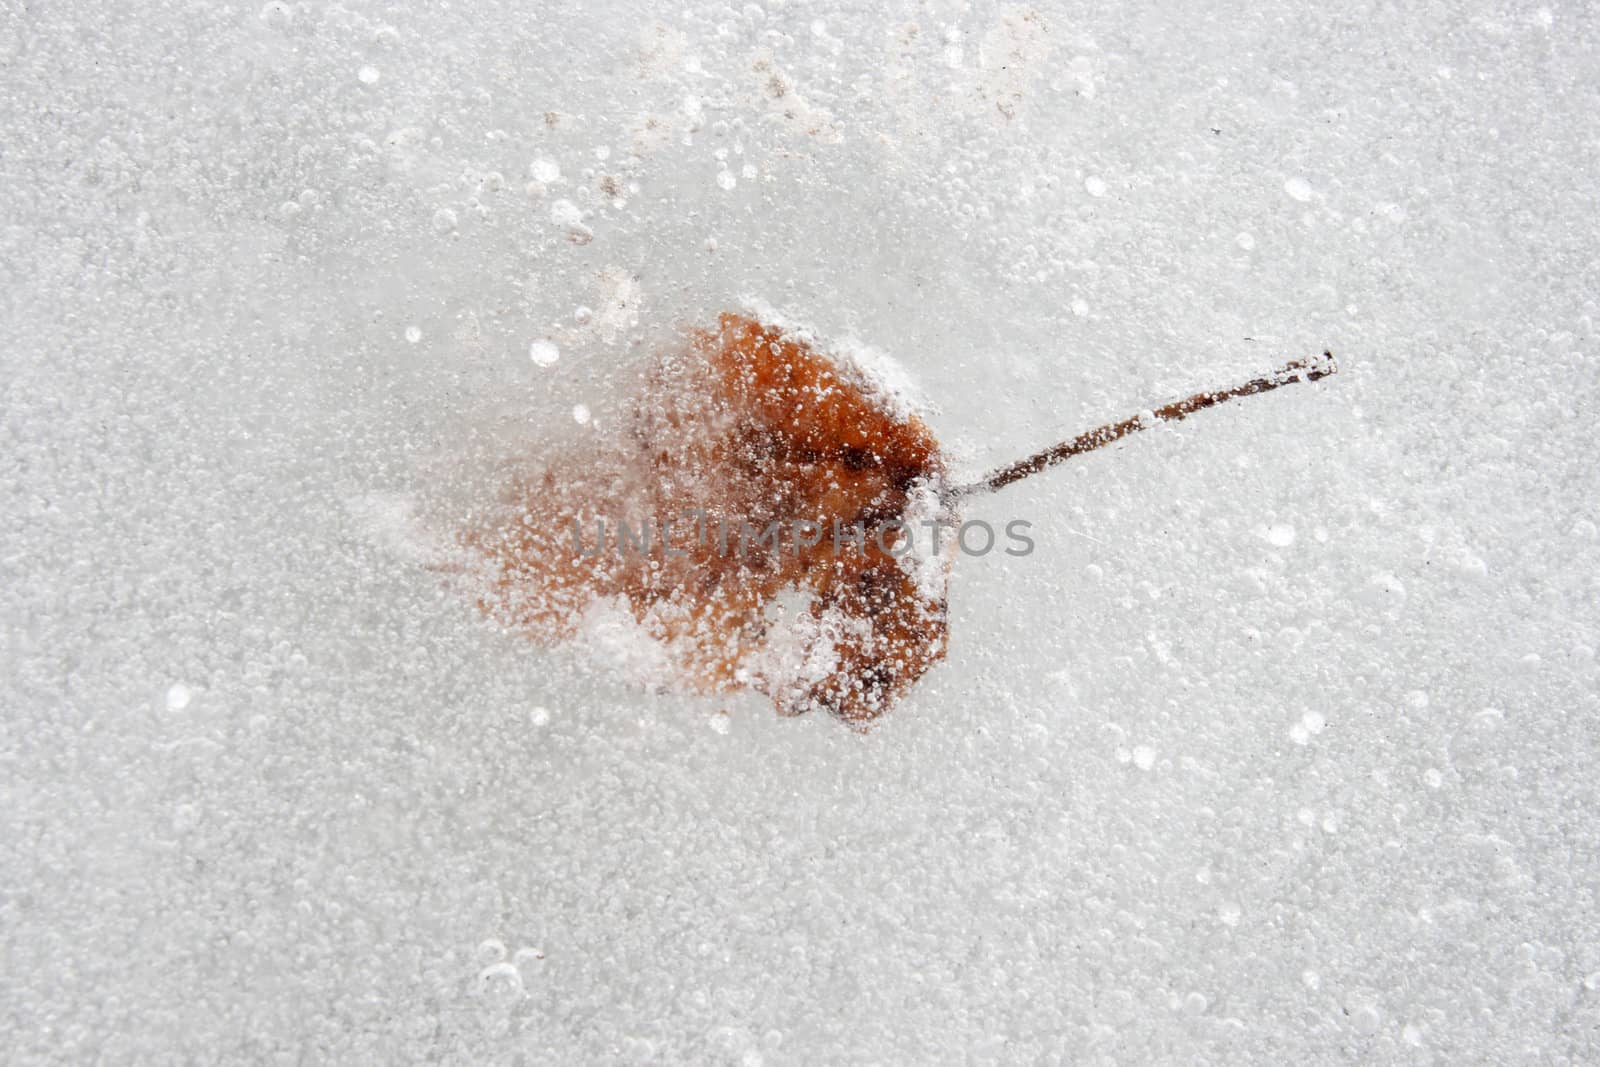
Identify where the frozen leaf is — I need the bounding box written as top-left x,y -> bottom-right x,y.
462,313 -> 954,727
457,312 -> 1336,728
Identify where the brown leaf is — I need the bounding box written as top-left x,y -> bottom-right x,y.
461,312 -> 954,728
454,310 -> 1338,730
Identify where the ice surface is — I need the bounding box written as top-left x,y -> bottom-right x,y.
4,0 -> 1600,1062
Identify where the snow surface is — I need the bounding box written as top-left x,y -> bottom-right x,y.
4,0 -> 1600,1062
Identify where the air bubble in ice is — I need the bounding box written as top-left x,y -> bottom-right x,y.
1084,176 -> 1107,197
478,962 -> 523,997
530,705 -> 551,726
1285,177 -> 1314,201
1364,572 -> 1406,604
529,339 -> 560,367
1237,232 -> 1256,250
530,158 -> 561,183
166,683 -> 193,711
1132,745 -> 1155,770
358,66 -> 380,84
432,208 -> 458,233
717,170 -> 737,191
1465,703 -> 1504,729
572,404 -> 591,425
404,325 -> 421,344
1265,523 -> 1296,546
551,199 -> 582,226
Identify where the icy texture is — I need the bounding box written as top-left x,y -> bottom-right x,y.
4,0 -> 1600,1063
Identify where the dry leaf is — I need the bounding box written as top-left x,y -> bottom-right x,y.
462,312 -> 954,727
456,311 -> 1336,729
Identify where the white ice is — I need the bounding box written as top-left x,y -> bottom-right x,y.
3,1 -> 1598,1063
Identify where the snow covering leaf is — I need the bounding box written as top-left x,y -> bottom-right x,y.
461,312 -> 955,728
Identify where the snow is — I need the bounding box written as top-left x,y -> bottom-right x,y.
4,0 -> 1600,1063
527,339 -> 561,367
897,478 -> 959,604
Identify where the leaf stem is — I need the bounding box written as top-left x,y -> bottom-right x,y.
950,350 -> 1338,499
